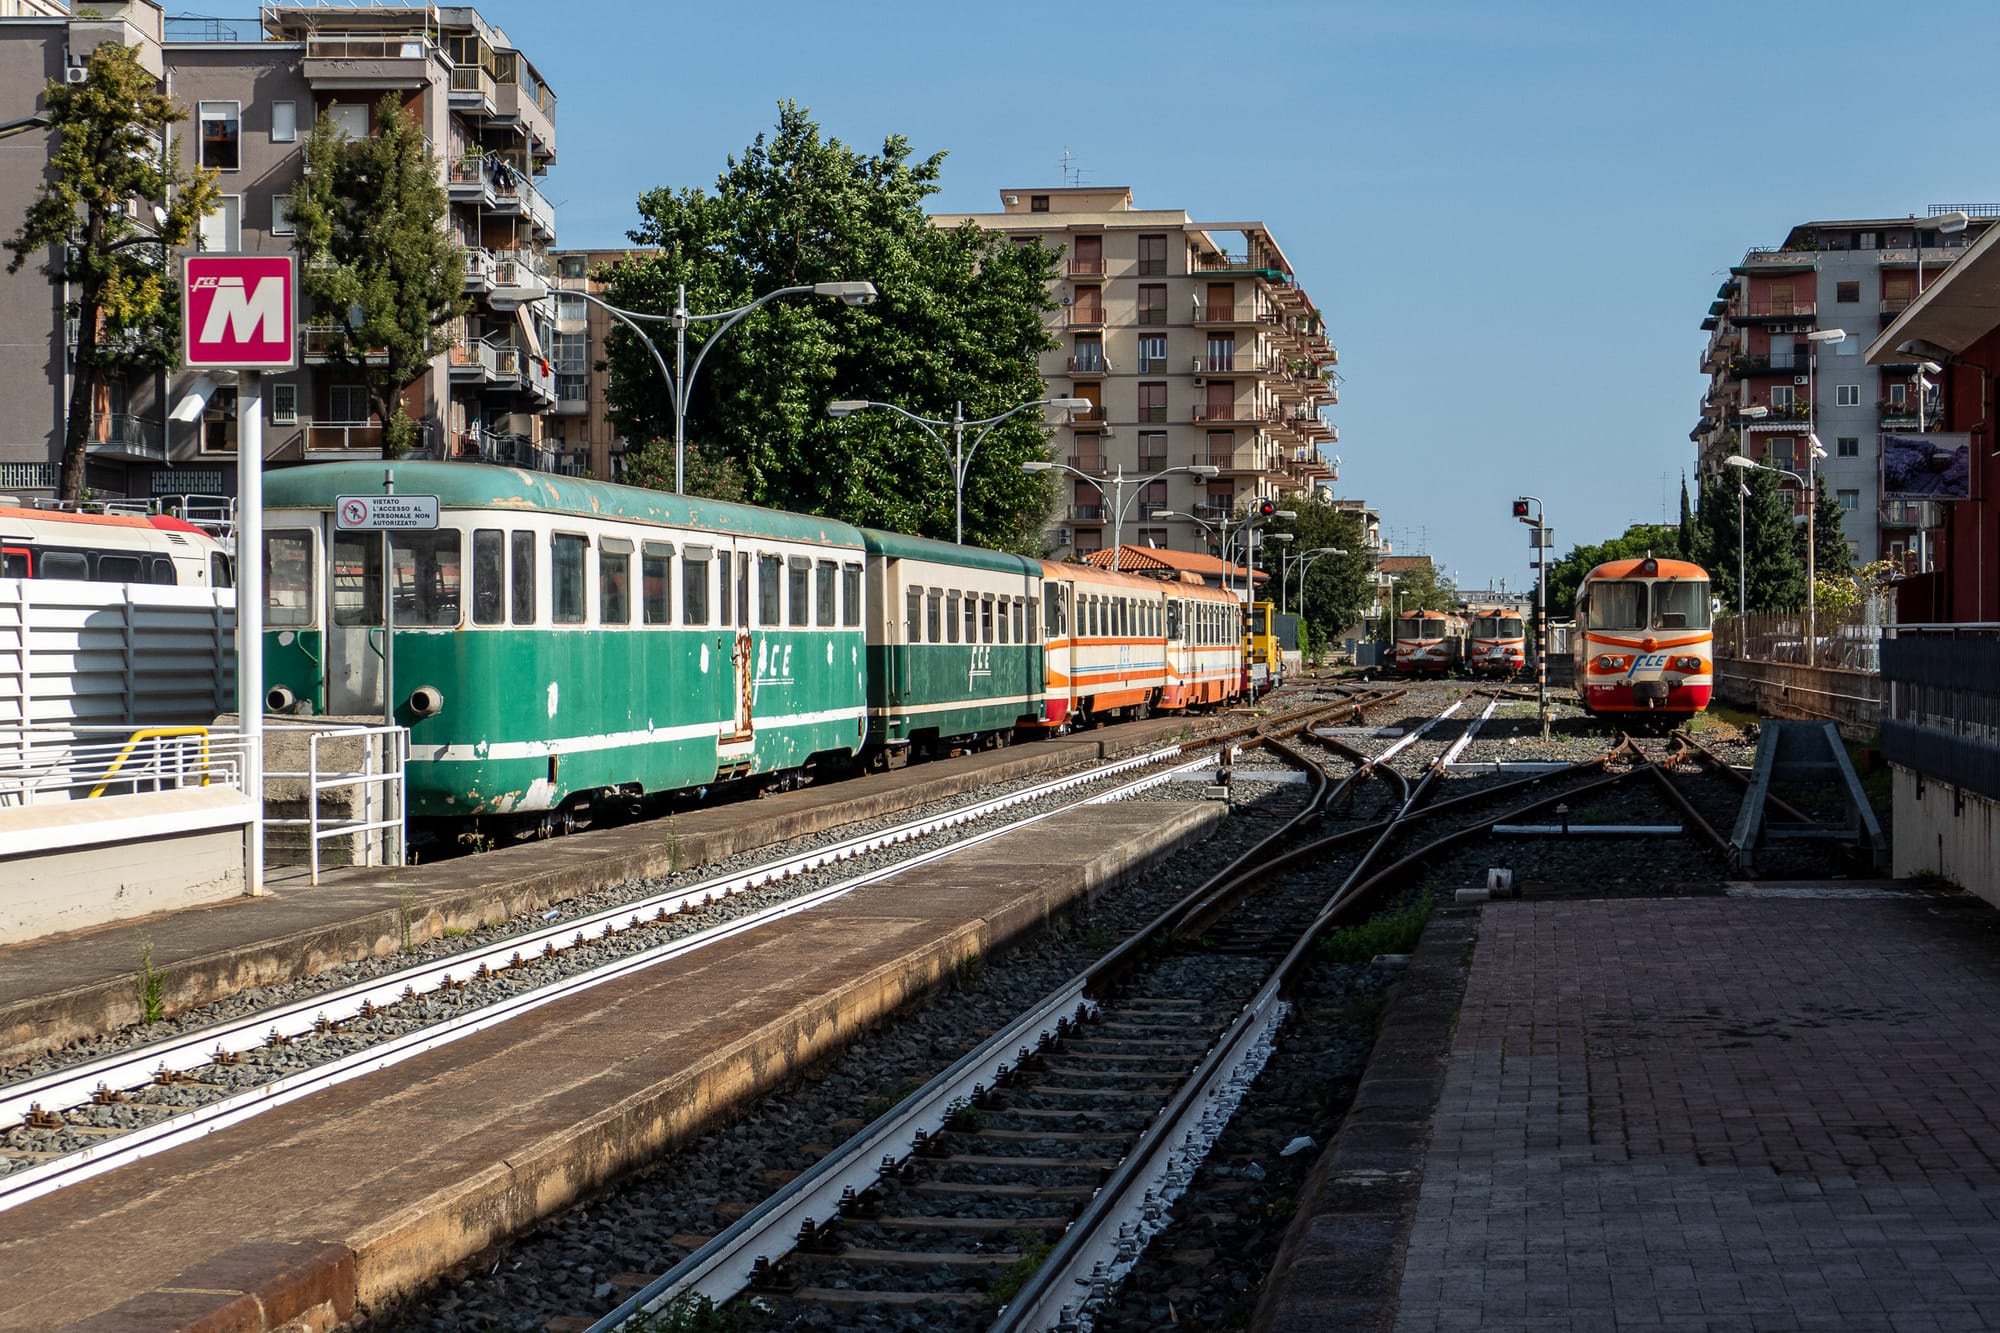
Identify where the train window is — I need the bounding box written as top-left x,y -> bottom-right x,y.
997,596 -> 1009,645
392,530 -> 462,627
738,553 -> 752,627
682,547 -> 711,626
2,548 -> 26,578
331,533 -> 381,626
757,554 -> 782,627
927,589 -> 942,642
599,540 -> 631,626
146,555 -> 177,585
814,560 -> 836,628
93,553 -> 142,583
552,533 -> 587,624
788,557 -> 810,628
715,549 -> 730,626
40,550 -> 88,580
643,542 -> 672,625
906,587 -> 922,643
1586,581 -> 1644,631
265,530 -> 315,627
1014,598 -> 1027,644
510,531 -> 536,625
1043,584 -> 1063,638
1652,581 -> 1711,630
842,563 -> 861,628
472,530 -> 505,625
962,593 -> 976,645
946,592 -> 961,644
979,595 -> 993,644
211,552 -> 233,588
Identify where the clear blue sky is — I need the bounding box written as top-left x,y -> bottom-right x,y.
480,0 -> 2000,586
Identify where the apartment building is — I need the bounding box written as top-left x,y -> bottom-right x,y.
1692,209 -> 1995,567
0,0 -> 564,502
542,247 -> 662,481
932,187 -> 1339,559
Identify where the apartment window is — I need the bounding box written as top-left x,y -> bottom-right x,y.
1836,384 -> 1860,407
1889,383 -> 1907,406
1770,384 -> 1794,409
1837,436 -> 1859,457
1771,438 -> 1796,471
328,385 -> 369,424
1835,280 -> 1859,303
1030,194 -> 1049,212
1884,275 -> 1914,307
1137,234 -> 1167,276
1206,482 -> 1234,514
270,195 -> 294,236
1071,234 -> 1103,276
1137,334 -> 1167,372
327,102 -> 369,139
1205,335 -> 1235,372
269,382 -> 297,426
266,101 -> 298,145
1138,284 -> 1167,327
198,196 -> 240,252
1137,431 -> 1167,469
199,386 -> 236,454
559,254 -> 587,279
1138,382 -> 1166,423
198,102 -> 239,170
1859,232 -> 1877,250
1837,489 -> 1860,511
1138,527 -> 1168,548
1073,336 -> 1104,374
1207,430 -> 1235,466
1138,480 -> 1167,518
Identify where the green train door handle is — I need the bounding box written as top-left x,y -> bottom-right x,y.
368,626 -> 386,661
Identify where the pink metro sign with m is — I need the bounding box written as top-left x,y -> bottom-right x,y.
183,253 -> 297,370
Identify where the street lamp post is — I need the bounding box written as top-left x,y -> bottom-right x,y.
1731,405 -> 1769,655
562,281 -> 877,494
1726,452 -> 1820,653
1154,507 -> 1293,599
1283,544 -> 1346,618
1020,461 -> 1220,570
1803,327 -> 1846,656
830,396 -> 1088,545
1262,533 -> 1296,612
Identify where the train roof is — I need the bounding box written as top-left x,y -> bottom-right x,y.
0,505 -> 207,537
859,527 -> 1042,576
263,462 -> 867,547
1044,559 -> 1239,600
1584,556 -> 1708,582
1399,607 -> 1452,618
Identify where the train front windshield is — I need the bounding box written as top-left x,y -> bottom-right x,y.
1473,615 -> 1525,637
1586,580 -> 1712,632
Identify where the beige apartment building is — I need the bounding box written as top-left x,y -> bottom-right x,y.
933,186 -> 1339,558
0,0 -> 565,502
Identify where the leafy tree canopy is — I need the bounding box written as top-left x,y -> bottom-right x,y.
1539,523 -> 1680,614
602,102 -> 1060,552
5,42 -> 218,500
1261,494 -> 1374,644
286,93 -> 465,456
1694,469 -> 1808,614
1386,557 -> 1455,618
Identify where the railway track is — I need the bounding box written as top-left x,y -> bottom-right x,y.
0,691 -> 1374,1213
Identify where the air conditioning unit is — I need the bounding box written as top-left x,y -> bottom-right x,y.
1057,526 -> 1072,545
65,65 -> 88,84
1192,376 -> 1205,387
1192,356 -> 1204,373
1059,293 -> 1073,306
1793,375 -> 1809,386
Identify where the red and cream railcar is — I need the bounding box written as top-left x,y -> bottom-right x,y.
1034,564 -> 1241,729
1392,609 -> 1465,675
0,505 -> 232,586
1467,606 -> 1527,678
1573,556 -> 1713,719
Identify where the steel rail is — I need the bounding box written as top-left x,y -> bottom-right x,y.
0,748 -> 1232,1216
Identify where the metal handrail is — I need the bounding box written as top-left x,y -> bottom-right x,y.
262,723 -> 407,885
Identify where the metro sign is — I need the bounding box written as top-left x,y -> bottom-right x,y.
183,253 -> 297,370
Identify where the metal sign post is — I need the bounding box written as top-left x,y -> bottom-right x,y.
184,253 -> 297,896
334,482 -> 438,728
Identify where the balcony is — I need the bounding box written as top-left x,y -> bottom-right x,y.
1190,302 -> 1262,329
1064,305 -> 1107,329
492,172 -> 557,241
1067,453 -> 1107,474
463,246 -> 495,292
301,324 -> 388,365
447,155 -> 498,207
1191,403 -> 1270,426
302,32 -> 435,88
1190,253 -> 1294,289
1730,351 -> 1806,378
304,423 -> 387,455
521,351 -> 556,404
1735,298 -> 1817,322
449,339 -> 503,382
1066,352 -> 1113,375
493,76 -> 558,158
1747,400 -> 1811,422
448,63 -> 496,115
1068,401 -> 1104,424
1879,401 -> 1921,428
1066,256 -> 1106,278
490,252 -> 549,307
84,412 -> 164,464
1068,503 -> 1104,523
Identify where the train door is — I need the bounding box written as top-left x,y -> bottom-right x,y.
325,525 -> 386,716
1043,579 -> 1074,725
716,547 -> 754,756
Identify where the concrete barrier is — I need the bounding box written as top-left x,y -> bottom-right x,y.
1713,657 -> 1881,741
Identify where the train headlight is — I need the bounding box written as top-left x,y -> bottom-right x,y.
1596,655 -> 1628,671
1670,656 -> 1703,674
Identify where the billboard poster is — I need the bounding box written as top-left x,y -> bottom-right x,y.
1882,432 -> 1971,500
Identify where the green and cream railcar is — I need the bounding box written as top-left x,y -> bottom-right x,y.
860,528 -> 1044,760
261,463 -> 868,820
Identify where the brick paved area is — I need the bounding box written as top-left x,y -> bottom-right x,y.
1394,891 -> 2000,1333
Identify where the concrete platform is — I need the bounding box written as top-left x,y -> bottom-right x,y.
1256,891 -> 2000,1333
0,798 -> 1224,1332
0,715 -> 1224,1064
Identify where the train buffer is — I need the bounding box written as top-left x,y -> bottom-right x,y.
1729,721 -> 1887,874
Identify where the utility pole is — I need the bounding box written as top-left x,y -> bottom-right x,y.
1515,497 -> 1550,740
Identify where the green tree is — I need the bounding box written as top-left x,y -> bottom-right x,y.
1807,475 -> 1854,578
286,94 -> 465,457
1261,495 -> 1372,647
602,102 -> 1059,550
1677,473 -> 1705,566
1697,471 -> 1805,614
1540,523 -> 1678,615
1388,558 -> 1455,618
5,43 -> 218,502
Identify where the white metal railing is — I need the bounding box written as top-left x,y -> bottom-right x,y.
262,723 -> 408,886
0,725 -> 247,807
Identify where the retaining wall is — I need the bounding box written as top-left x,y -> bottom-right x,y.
1713,657 -> 1881,741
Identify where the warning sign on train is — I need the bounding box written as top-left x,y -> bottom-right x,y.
334,495 -> 439,530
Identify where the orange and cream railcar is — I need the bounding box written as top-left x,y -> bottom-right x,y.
1467,606 -> 1528,678
1035,564 -> 1240,729
0,505 -> 233,586
1573,556 -> 1713,719
1392,609 -> 1465,675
